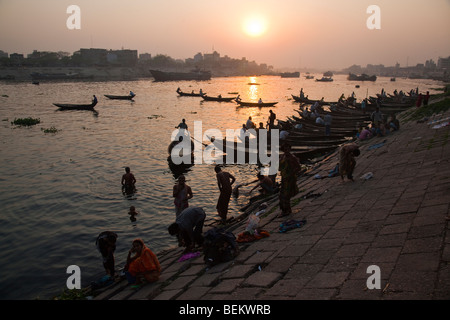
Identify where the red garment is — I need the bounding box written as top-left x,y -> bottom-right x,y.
128,240 -> 161,277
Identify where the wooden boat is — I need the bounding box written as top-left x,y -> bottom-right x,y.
176,89 -> 205,97
315,77 -> 333,82
291,146 -> 338,162
305,75 -> 314,79
53,100 -> 97,110
150,69 -> 211,81
236,100 -> 278,108
104,94 -> 135,100
201,94 -> 236,102
291,95 -> 336,105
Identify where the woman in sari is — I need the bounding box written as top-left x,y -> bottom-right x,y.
124,239 -> 161,285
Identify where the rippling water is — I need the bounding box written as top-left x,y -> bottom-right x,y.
0,74 -> 442,299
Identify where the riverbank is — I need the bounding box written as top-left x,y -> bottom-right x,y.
0,66 -> 154,82
61,95 -> 450,302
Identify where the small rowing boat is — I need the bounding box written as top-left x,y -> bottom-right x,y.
236,100 -> 278,108
104,94 -> 135,100
201,94 -> 236,102
53,101 -> 97,110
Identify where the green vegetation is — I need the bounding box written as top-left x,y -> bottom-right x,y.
11,117 -> 40,126
401,98 -> 450,122
41,126 -> 59,133
53,288 -> 89,300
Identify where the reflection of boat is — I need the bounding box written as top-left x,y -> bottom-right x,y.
315,77 -> 333,82
236,100 -> 278,107
104,94 -> 135,100
150,69 -> 211,81
201,94 -> 236,102
347,73 -> 377,81
53,100 -> 97,110
280,72 -> 300,78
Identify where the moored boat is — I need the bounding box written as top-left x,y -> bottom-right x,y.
53,100 -> 97,110
236,100 -> 278,108
315,77 -> 333,82
280,72 -> 300,78
201,94 -> 236,102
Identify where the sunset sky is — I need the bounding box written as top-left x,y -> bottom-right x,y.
1,0 -> 449,70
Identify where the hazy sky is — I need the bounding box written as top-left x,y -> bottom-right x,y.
1,0 -> 449,70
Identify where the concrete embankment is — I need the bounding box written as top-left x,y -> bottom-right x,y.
84,99 -> 450,301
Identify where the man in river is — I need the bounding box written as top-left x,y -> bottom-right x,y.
215,165 -> 236,223
121,166 -> 136,194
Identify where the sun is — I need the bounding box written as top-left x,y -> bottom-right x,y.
243,15 -> 267,37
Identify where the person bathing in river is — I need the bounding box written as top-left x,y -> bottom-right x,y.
173,174 -> 193,217
215,165 -> 236,223
128,206 -> 139,222
168,207 -> 206,253
121,167 -> 136,194
248,173 -> 275,195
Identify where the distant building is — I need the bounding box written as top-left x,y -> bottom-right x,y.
438,56 -> 450,70
0,50 -> 8,58
139,53 -> 152,61
193,52 -> 203,62
78,48 -> 137,66
79,48 -> 108,65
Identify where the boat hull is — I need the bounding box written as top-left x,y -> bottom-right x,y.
104,95 -> 135,100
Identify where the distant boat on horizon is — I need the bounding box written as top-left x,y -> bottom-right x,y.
347,73 -> 377,81
280,71 -> 300,78
150,69 -> 211,81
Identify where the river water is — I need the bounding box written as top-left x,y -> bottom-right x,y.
0,74 -> 442,299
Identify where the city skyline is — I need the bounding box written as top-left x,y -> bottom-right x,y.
1,0 -> 449,70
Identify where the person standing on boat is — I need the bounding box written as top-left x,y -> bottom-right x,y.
176,119 -> 188,130
173,174 -> 193,217
324,113 -> 332,136
129,91 -> 135,97
268,110 -> 276,130
92,95 -> 98,105
215,165 -> 236,223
